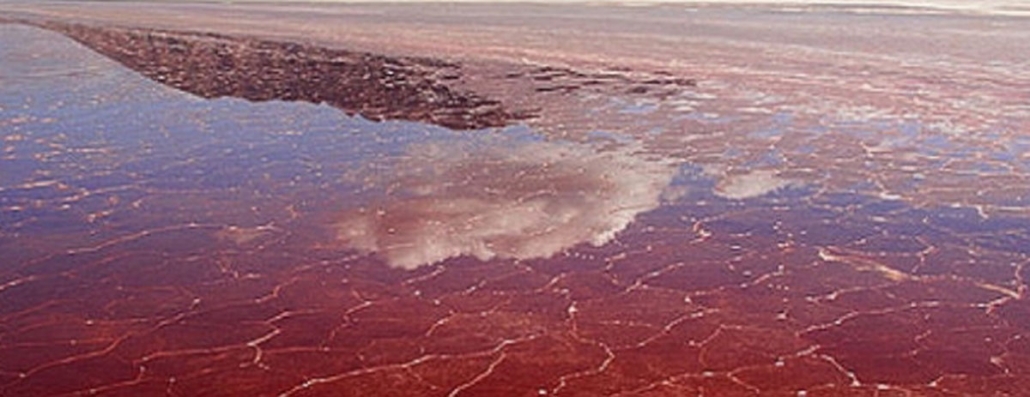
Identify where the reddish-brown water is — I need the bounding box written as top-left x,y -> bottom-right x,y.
2,3 -> 1030,396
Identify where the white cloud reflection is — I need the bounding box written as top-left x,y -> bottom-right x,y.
336,140 -> 675,269
713,169 -> 794,200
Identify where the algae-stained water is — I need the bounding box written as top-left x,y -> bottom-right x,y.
1,15 -> 1030,397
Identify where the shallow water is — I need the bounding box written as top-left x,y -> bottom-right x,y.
2,19 -> 1030,397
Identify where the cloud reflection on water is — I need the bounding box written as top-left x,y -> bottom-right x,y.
335,139 -> 676,269
714,169 -> 796,200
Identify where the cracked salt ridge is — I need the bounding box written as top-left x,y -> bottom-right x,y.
4,22 -> 1030,397
6,182 -> 1030,395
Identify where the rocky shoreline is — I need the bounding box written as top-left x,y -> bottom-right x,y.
2,16 -> 700,134
30,20 -> 529,130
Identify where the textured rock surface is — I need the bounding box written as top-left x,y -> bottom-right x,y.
36,21 -> 524,130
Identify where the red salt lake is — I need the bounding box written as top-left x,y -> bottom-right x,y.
1,2 -> 1030,396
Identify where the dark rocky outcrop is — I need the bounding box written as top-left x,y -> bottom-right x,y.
38,21 -> 528,130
